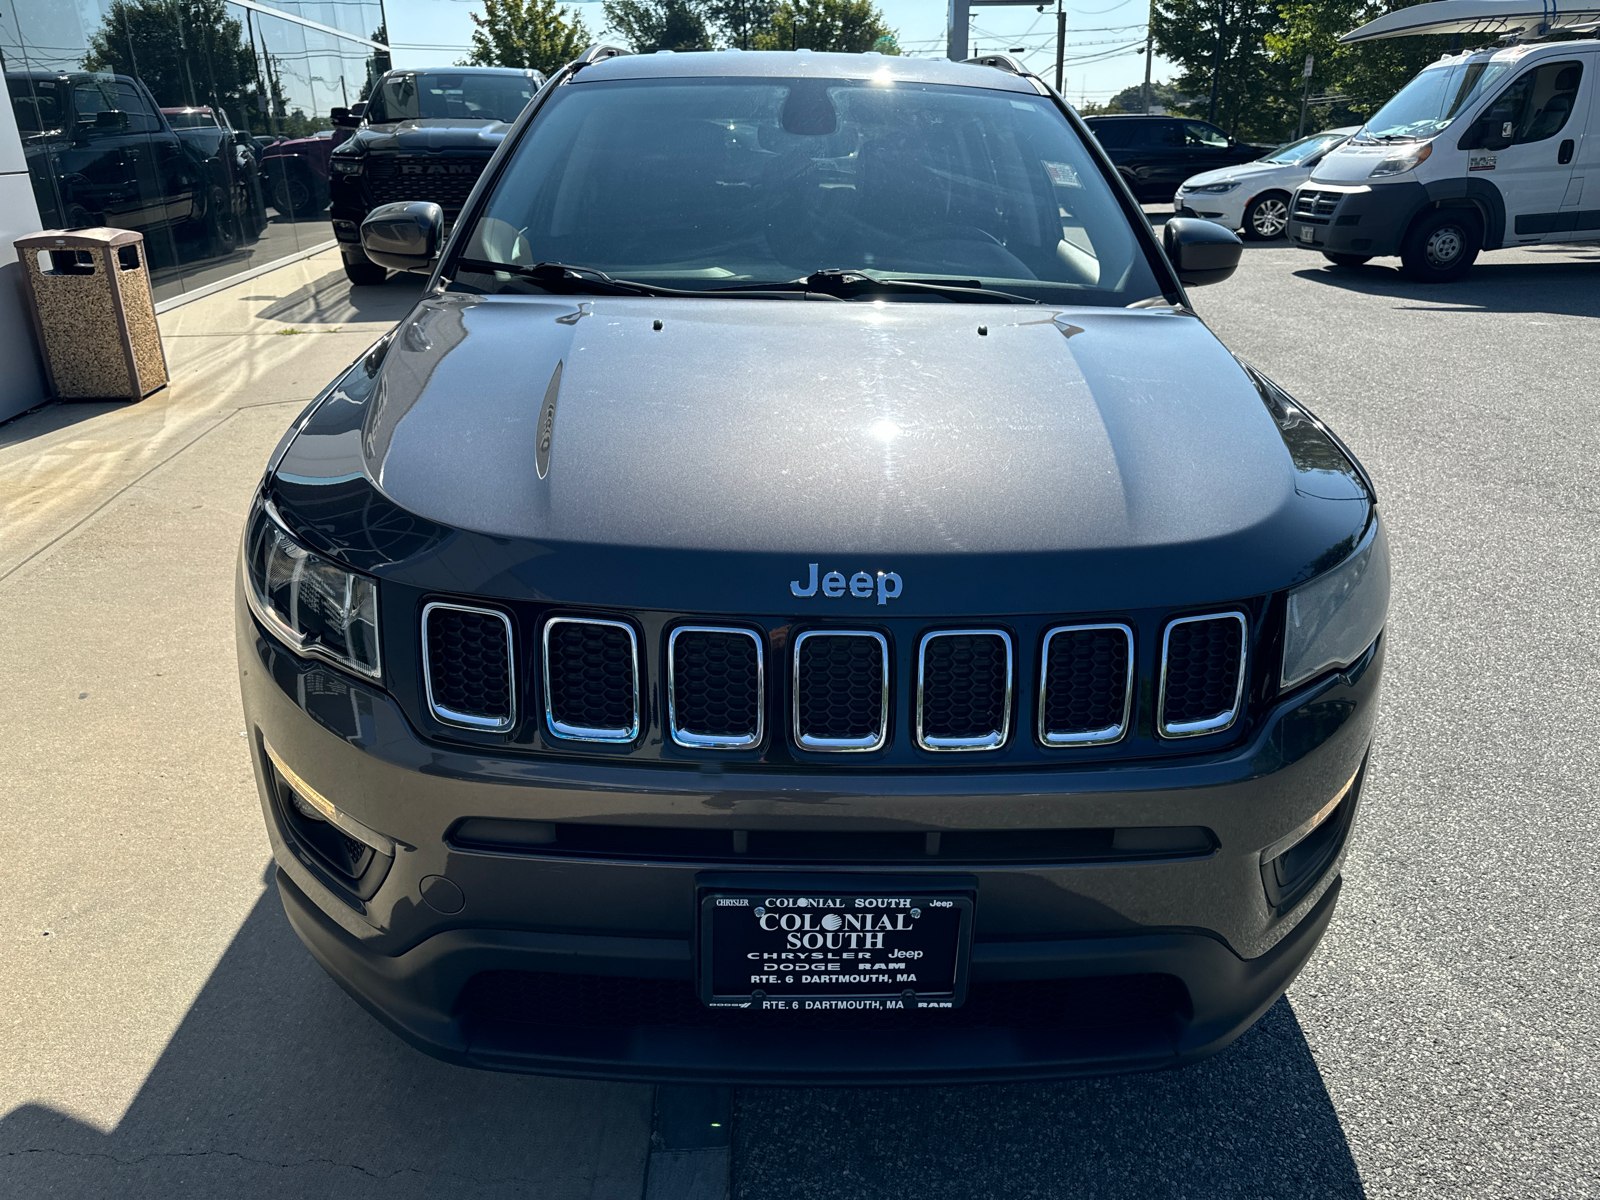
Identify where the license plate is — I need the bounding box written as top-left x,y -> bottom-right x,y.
699,888 -> 973,1011
1299,225 -> 1315,243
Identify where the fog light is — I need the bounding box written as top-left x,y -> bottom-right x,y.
263,739 -> 395,857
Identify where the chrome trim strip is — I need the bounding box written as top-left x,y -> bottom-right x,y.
915,629 -> 1013,752
543,616 -> 641,743
421,602 -> 516,732
1259,766 -> 1360,864
792,630 -> 890,753
1037,622 -> 1134,747
263,738 -> 396,857
1156,611 -> 1248,739
667,625 -> 765,750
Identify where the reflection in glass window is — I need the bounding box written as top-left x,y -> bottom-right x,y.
365,72 -> 538,125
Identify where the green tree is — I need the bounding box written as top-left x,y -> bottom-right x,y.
752,0 -> 894,52
82,0 -> 258,121
465,0 -> 591,75
1152,0 -> 1299,140
705,0 -> 776,49
602,0 -> 713,52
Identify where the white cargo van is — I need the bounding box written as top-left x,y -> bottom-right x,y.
1287,0 -> 1600,280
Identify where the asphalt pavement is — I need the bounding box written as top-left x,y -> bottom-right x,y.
4,235 -> 1599,1199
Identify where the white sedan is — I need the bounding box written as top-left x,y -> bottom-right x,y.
1174,128 -> 1357,240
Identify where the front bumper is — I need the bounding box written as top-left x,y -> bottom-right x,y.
1173,191 -> 1246,230
238,596 -> 1382,1083
1287,180 -> 1427,257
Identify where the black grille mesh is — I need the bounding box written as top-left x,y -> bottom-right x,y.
671,630 -> 761,740
546,621 -> 636,735
921,634 -> 1008,742
1162,617 -> 1244,728
461,970 -> 1189,1031
1042,626 -> 1130,739
795,635 -> 885,744
366,156 -> 486,215
425,607 -> 512,725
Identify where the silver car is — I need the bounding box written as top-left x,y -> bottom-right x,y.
1176,128 -> 1357,239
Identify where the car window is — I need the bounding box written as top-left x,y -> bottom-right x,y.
1150,120 -> 1184,147
113,82 -> 163,133
461,78 -> 1160,305
366,72 -> 536,124
1260,132 -> 1346,164
1182,121 -> 1229,149
1481,61 -> 1583,144
1086,119 -> 1134,149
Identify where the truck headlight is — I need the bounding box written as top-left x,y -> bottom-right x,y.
1369,143 -> 1431,178
331,158 -> 364,175
1282,517 -> 1390,689
244,503 -> 382,680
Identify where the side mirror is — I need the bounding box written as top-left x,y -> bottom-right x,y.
1164,216 -> 1242,287
95,109 -> 128,129
330,106 -> 357,128
351,102 -> 367,120
361,201 -> 443,271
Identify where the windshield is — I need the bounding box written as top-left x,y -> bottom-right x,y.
1361,57 -> 1512,140
365,72 -> 536,124
457,77 -> 1159,305
1261,131 -> 1347,164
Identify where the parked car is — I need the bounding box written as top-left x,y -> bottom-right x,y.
239,48 -> 1389,1083
162,105 -> 268,240
326,67 -> 543,284
1083,114 -> 1273,203
259,129 -> 337,219
1175,128 -> 1357,240
6,70 -> 235,255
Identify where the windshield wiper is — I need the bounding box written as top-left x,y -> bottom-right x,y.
453,259 -> 718,297
710,269 -> 1040,304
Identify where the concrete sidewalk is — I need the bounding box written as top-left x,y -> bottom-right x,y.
0,250 -> 655,1198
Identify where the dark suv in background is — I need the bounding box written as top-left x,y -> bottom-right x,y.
327,67 -> 543,284
1083,115 -> 1270,203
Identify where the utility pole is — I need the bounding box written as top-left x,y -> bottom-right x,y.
1141,0 -> 1155,113
1296,53 -> 1313,138
1207,0 -> 1227,123
1054,0 -> 1066,93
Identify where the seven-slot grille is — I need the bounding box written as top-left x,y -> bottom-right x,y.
421,603 -> 515,730
668,627 -> 764,749
1158,612 -> 1247,738
365,156 -> 488,215
543,617 -> 640,742
1039,623 -> 1133,746
792,631 -> 890,752
1291,189 -> 1340,225
917,631 -> 1012,751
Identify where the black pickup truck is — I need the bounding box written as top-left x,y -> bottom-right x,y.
327,67 -> 543,285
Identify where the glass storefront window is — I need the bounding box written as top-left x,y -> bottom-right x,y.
1,0 -> 389,303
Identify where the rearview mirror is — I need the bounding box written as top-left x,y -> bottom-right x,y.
361,201 -> 443,272
1163,217 -> 1242,287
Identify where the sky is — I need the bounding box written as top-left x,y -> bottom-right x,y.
381,0 -> 1178,106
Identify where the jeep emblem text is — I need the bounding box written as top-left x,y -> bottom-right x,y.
790,563 -> 902,605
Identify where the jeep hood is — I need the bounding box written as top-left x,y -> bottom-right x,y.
273,294 -> 1369,613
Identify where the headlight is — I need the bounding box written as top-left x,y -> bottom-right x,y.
1188,181 -> 1241,194
244,503 -> 381,679
331,158 -> 364,175
1369,142 -> 1431,178
1281,517 -> 1390,689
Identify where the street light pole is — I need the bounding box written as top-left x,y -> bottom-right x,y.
1297,54 -> 1314,138
1055,0 -> 1065,93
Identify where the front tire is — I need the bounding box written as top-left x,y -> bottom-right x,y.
1399,208 -> 1480,282
1242,191 -> 1290,240
342,257 -> 387,286
1322,252 -> 1371,269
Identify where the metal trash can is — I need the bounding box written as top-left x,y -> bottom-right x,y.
14,227 -> 169,402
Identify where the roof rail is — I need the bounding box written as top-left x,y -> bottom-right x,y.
575,43 -> 633,64
961,53 -> 1030,76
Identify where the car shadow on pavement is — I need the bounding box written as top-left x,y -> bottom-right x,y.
1291,255 -> 1600,318
733,996 -> 1365,1200
0,870 -> 652,1200
254,268 -> 427,327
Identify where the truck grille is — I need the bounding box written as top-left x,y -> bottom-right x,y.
668,626 -> 764,749
1039,623 -> 1133,746
792,631 -> 889,752
366,155 -> 487,215
1158,613 -> 1247,738
916,631 -> 1012,751
543,618 -> 640,743
1291,189 -> 1339,226
421,603 -> 515,730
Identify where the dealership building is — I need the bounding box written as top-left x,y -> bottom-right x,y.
0,0 -> 394,421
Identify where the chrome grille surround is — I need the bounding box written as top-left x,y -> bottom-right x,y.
1037,622 -> 1134,747
542,616 -> 641,743
791,630 -> 890,753
1156,611 -> 1248,739
420,601 -> 516,732
666,625 -> 765,750
915,629 -> 1013,752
